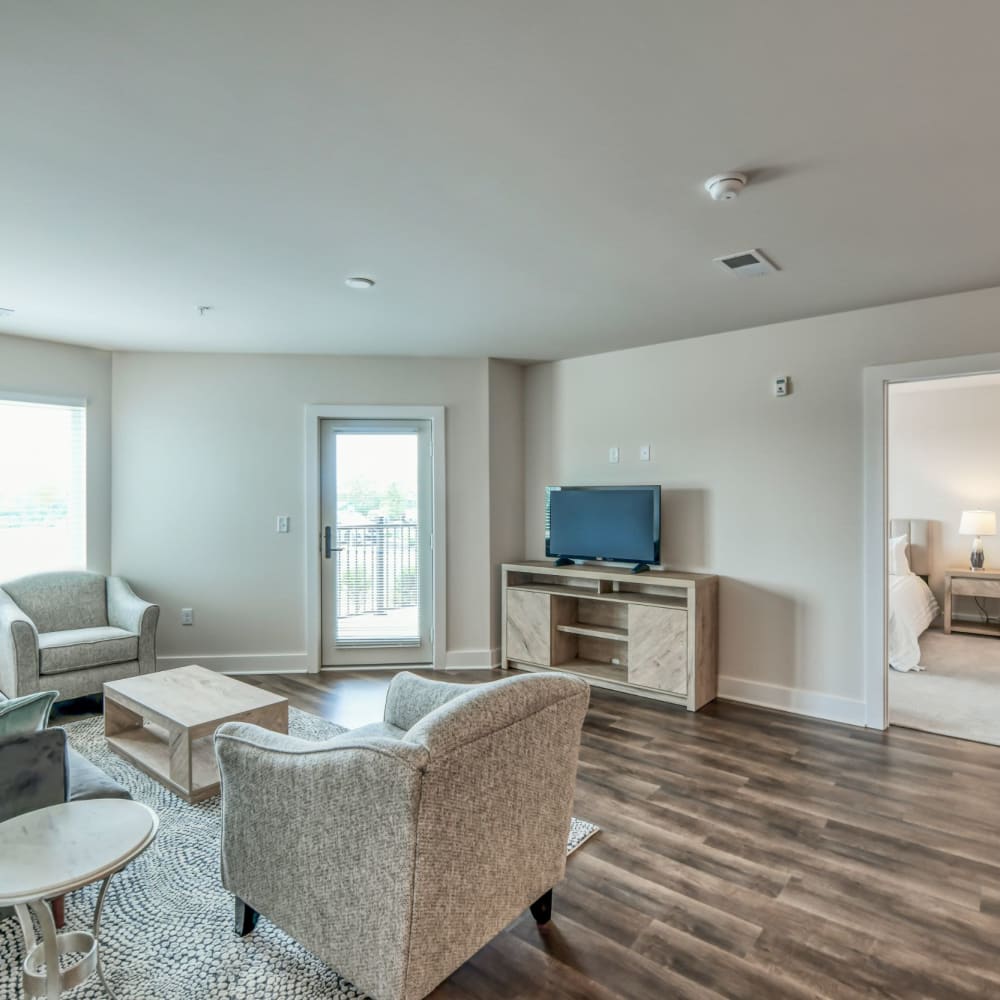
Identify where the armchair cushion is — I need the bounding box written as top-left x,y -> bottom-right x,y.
347,719 -> 408,741
66,746 -> 132,801
38,626 -> 138,676
0,689 -> 59,737
0,727 -> 69,825
2,571 -> 108,633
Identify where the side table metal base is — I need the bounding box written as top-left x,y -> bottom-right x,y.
15,873 -> 118,999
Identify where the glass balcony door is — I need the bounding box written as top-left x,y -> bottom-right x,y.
320,419 -> 433,666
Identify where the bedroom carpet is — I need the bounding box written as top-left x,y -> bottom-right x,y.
890,629 -> 1000,745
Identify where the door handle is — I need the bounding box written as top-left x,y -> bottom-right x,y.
323,526 -> 344,558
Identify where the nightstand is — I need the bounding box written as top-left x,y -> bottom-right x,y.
943,568 -> 1000,637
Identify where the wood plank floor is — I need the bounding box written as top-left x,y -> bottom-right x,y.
231,669 -> 1000,999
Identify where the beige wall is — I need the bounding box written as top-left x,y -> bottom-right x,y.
111,351 -> 493,671
523,285 -> 1000,722
0,332 -> 112,575
11,278 -> 1000,719
889,376 -> 1000,615
487,359 -> 525,654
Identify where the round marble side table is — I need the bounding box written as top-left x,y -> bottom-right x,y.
0,799 -> 158,999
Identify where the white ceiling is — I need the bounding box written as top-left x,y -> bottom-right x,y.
3,1 -> 1000,361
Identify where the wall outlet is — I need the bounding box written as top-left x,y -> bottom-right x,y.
639,444 -> 651,462
276,515 -> 290,533
609,446 -> 620,464
181,608 -> 194,626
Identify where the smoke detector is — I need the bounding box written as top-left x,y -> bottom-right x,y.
714,249 -> 779,277
704,172 -> 747,201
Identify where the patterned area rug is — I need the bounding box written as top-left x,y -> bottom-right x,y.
0,709 -> 599,999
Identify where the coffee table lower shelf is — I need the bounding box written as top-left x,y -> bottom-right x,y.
106,724 -> 222,803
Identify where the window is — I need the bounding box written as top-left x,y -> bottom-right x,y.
0,397 -> 86,580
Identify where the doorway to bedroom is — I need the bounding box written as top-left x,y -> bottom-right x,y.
887,373 -> 1000,745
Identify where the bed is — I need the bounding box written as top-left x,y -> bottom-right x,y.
888,518 -> 940,672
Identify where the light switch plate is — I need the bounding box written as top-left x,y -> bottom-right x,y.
639,444 -> 651,462
276,515 -> 290,533
609,446 -> 620,464
181,608 -> 194,626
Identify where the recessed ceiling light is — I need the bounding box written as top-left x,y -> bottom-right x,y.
345,276 -> 375,289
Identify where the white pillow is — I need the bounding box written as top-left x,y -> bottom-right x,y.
888,534 -> 911,576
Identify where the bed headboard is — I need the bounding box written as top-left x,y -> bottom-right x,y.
889,518 -> 930,577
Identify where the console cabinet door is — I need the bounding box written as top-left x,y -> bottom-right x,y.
628,605 -> 688,694
507,590 -> 551,665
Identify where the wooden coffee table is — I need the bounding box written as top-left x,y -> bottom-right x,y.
103,665 -> 288,803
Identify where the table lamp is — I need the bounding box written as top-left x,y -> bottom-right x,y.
959,509 -> 997,570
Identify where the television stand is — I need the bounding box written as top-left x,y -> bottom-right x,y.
502,561 -> 718,711
553,556 -> 575,567
630,562 -> 650,574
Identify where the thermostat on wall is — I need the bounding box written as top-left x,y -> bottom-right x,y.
774,376 -> 790,397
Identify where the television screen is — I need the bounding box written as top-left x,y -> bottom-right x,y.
546,486 -> 660,565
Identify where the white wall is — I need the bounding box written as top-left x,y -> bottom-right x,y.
889,376 -> 1000,615
524,285 -> 1000,724
0,332 -> 112,574
111,351 -> 493,671
487,359 -> 525,656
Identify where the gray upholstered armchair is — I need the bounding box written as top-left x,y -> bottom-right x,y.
0,571 -> 159,700
215,670 -> 589,1000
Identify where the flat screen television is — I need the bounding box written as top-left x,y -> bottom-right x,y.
545,485 -> 660,570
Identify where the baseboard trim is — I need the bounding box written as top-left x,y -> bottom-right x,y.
156,653 -> 309,675
157,650 -> 500,675
319,664 -> 434,673
444,648 -> 499,670
717,675 -> 867,727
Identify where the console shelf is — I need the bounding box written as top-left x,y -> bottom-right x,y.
556,623 -> 628,641
502,561 -> 718,711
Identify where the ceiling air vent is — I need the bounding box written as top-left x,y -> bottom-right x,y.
714,249 -> 778,277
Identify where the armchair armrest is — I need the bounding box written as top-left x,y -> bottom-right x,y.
0,588 -> 39,699
383,670 -> 472,731
214,722 -> 429,1000
107,577 -> 159,673
106,576 -> 156,632
0,728 -> 68,824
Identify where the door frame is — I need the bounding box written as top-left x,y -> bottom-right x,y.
862,351 -> 1000,728
305,404 -> 446,673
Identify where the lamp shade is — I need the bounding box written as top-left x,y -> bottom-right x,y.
959,509 -> 997,536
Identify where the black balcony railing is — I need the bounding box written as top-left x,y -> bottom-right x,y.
336,521 -> 419,618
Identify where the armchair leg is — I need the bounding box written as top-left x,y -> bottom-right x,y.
234,897 -> 259,936
529,889 -> 553,926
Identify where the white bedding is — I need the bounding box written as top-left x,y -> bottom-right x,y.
888,574 -> 940,672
